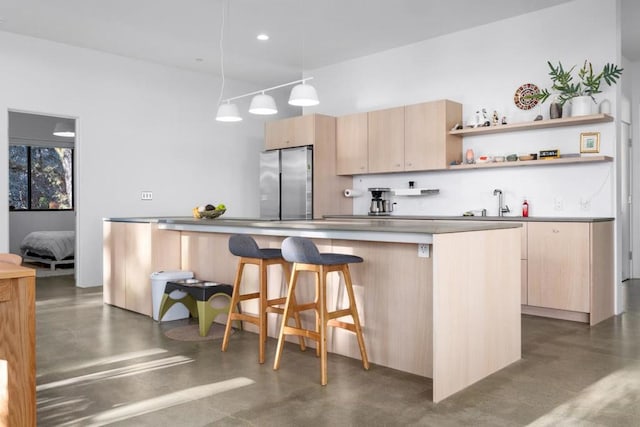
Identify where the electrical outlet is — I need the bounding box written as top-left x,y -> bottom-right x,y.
141,191 -> 153,200
554,197 -> 563,211
580,198 -> 591,211
418,243 -> 430,258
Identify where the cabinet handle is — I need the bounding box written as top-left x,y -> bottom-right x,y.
552,229 -> 559,233
406,162 -> 412,166
395,163 -> 401,167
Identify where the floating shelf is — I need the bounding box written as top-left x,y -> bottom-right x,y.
448,155 -> 613,170
392,188 -> 440,196
449,113 -> 613,137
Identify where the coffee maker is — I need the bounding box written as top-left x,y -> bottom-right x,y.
368,187 -> 393,215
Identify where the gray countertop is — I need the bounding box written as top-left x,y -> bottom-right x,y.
324,215 -> 614,223
105,216 -> 522,244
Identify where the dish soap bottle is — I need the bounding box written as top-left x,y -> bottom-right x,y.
522,198 -> 529,217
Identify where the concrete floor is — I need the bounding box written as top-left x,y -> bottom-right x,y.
35,276 -> 640,426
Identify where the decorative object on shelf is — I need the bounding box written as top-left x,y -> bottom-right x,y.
549,96 -> 563,119
525,60 -> 623,117
534,115 -> 543,121
514,83 -> 541,110
539,149 -> 560,159
599,99 -> 611,114
580,132 -> 600,153
465,148 -> 475,164
506,154 -> 518,162
492,111 -> 499,126
518,154 -> 535,161
481,109 -> 491,127
522,199 -> 529,217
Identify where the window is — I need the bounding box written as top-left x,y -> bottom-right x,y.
9,145 -> 74,210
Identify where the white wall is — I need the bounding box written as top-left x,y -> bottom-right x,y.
307,0 -> 618,217
631,60 -> 640,277
0,31 -> 271,287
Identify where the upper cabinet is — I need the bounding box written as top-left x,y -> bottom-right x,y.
405,100 -> 462,171
368,106 -> 405,173
336,112 -> 368,175
265,114 -> 315,149
336,100 -> 462,175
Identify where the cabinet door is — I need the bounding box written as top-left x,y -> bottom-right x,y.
103,221 -> 126,308
125,222 -> 153,316
368,107 -> 404,173
265,115 -> 315,149
405,100 -> 462,171
527,222 -> 590,312
336,112 -> 368,175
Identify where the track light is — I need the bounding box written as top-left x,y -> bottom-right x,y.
216,77 -> 318,123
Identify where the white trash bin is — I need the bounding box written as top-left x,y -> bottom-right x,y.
150,270 -> 194,321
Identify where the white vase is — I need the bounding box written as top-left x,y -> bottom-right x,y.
570,96 -> 593,117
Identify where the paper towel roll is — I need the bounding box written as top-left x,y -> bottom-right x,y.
344,189 -> 363,198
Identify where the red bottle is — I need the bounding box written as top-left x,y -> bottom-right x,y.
522,199 -> 529,217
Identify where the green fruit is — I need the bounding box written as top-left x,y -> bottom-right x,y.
216,203 -> 226,211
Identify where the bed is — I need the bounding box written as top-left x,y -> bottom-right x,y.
20,230 -> 75,270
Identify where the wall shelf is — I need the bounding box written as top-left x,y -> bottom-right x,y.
448,155 -> 613,170
392,188 -> 440,196
449,113 -> 613,137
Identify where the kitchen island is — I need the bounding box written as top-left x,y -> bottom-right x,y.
103,217 -> 522,402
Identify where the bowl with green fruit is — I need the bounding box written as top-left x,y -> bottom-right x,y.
193,203 -> 226,219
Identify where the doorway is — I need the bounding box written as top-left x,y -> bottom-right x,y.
8,111 -> 76,278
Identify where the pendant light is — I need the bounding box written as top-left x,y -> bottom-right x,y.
53,121 -> 75,137
288,79 -> 319,106
216,102 -> 242,122
249,92 -> 278,115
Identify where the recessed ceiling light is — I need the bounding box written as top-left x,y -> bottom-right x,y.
256,34 -> 269,41
195,58 -> 204,62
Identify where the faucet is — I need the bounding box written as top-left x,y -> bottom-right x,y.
493,189 -> 510,217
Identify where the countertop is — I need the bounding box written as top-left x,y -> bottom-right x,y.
105,216 -> 521,244
324,215 -> 614,223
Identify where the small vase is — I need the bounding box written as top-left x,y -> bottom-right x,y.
549,99 -> 563,119
570,96 -> 593,117
599,99 -> 611,114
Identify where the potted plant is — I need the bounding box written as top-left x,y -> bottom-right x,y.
529,60 -> 623,117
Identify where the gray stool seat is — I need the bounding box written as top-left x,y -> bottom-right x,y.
274,236 -> 369,385
222,234 -> 306,364
229,234 -> 283,260
282,236 -> 363,265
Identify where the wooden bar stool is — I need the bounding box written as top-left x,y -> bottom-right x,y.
222,234 -> 305,364
273,236 -> 369,385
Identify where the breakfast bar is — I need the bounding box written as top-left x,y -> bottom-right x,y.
104,217 -> 522,402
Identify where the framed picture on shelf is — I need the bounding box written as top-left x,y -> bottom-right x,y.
580,132 -> 600,153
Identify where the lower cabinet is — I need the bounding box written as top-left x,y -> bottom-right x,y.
525,221 -> 614,325
103,221 -> 181,316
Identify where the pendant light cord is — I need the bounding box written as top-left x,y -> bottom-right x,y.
216,0 -> 228,107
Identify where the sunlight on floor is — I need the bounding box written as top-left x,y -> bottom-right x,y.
58,377 -> 255,427
528,363 -> 640,426
37,348 -> 169,378
37,356 -> 193,391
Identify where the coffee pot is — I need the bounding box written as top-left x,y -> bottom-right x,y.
368,187 -> 393,216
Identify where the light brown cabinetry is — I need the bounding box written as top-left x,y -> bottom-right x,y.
336,112 -> 368,175
103,221 -> 181,316
368,106 -> 405,173
337,100 -> 462,175
265,115 -> 315,149
525,221 -> 614,325
404,100 -> 462,171
0,263 -> 36,427
264,114 -> 352,218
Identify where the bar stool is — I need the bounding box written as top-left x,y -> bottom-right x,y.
222,234 -> 305,364
273,236 -> 369,385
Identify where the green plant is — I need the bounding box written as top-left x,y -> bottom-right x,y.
530,60 -> 623,106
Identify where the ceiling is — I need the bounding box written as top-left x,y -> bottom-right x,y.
0,0 -> 637,87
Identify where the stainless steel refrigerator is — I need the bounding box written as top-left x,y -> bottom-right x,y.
260,146 -> 313,220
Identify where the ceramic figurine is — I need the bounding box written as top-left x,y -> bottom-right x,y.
481,109 -> 491,127
465,148 -> 475,164
501,116 -> 508,125
492,110 -> 499,126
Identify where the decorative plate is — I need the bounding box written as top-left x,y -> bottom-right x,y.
514,83 -> 540,110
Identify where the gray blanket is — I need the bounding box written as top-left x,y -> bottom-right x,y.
20,230 -> 75,261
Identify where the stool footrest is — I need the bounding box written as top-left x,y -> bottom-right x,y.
283,326 -> 320,342
228,312 -> 259,325
328,308 -> 353,320
328,319 -> 356,333
238,292 -> 260,301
